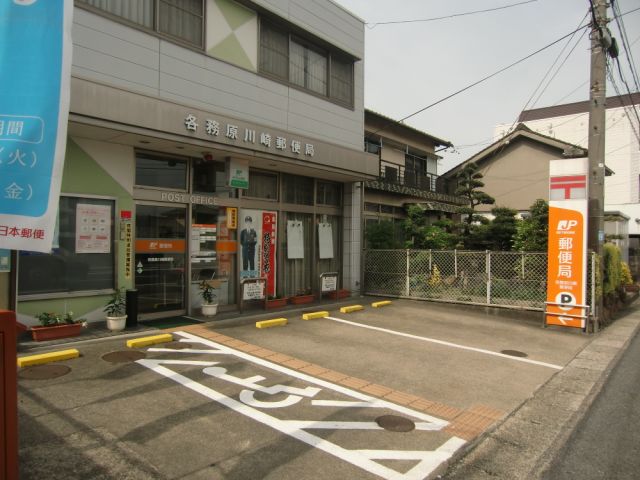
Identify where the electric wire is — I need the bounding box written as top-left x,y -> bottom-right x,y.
611,1 -> 640,94
366,0 -> 538,28
365,24 -> 590,141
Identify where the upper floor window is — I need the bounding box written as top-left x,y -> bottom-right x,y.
259,20 -> 354,107
78,0 -> 204,47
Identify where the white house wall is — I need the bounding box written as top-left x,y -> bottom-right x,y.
72,3 -> 364,151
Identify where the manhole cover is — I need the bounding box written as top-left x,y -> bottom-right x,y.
102,350 -> 147,363
500,349 -> 528,358
375,415 -> 416,432
19,364 -> 71,380
162,341 -> 193,350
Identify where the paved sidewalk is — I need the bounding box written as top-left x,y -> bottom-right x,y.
441,301 -> 640,479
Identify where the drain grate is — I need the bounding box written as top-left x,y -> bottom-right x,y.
102,350 -> 147,363
19,364 -> 71,380
375,415 -> 416,432
500,349 -> 528,358
162,341 -> 193,350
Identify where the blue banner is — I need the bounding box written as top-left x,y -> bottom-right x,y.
0,0 -> 72,252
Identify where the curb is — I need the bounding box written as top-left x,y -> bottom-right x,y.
441,302 -> 640,479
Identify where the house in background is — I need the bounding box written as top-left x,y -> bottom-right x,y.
363,110 -> 462,246
495,93 -> 640,268
441,124 -> 589,215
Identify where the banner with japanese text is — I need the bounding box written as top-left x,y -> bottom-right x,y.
239,209 -> 277,297
545,158 -> 589,329
0,0 -> 73,252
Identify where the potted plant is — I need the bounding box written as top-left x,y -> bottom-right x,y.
290,288 -> 315,305
266,295 -> 288,309
104,288 -> 127,331
31,312 -> 86,342
199,280 -> 218,317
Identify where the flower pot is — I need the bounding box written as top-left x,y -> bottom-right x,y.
31,323 -> 83,342
326,289 -> 350,300
106,315 -> 127,332
290,294 -> 315,305
202,303 -> 218,317
266,298 -> 288,309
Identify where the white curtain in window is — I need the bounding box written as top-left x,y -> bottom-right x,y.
260,22 -> 289,79
306,47 -> 327,95
82,0 -> 153,27
289,41 -> 306,88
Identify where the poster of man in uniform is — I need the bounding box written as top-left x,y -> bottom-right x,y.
239,209 -> 276,296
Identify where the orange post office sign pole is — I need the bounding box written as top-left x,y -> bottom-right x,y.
545,158 -> 589,330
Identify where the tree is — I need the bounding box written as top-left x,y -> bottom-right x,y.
513,199 -> 549,251
403,205 -> 458,249
487,207 -> 518,251
365,220 -> 400,249
454,162 -> 495,246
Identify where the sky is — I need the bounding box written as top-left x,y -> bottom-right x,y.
331,0 -> 640,172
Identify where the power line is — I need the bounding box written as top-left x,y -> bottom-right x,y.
611,1 -> 640,94
365,24 -> 590,141
366,0 -> 538,28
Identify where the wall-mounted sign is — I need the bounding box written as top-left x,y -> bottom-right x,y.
545,158 -> 588,330
124,223 -> 132,279
0,0 -> 73,252
318,222 -> 334,259
227,207 -> 238,229
76,203 -> 111,254
185,113 -> 315,159
226,158 -> 249,189
287,220 -> 304,259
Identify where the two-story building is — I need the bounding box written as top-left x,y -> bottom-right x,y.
16,0 -> 373,324
363,110 -> 462,246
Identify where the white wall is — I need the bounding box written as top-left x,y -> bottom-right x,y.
71,2 -> 365,151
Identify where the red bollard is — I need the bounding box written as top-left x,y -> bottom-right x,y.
0,310 -> 18,480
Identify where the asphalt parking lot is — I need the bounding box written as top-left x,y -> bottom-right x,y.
17,298 -> 591,479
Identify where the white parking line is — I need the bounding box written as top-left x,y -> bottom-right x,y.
325,316 -> 563,370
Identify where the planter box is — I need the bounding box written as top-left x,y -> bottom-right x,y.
624,284 -> 639,293
266,298 -> 288,309
289,294 -> 315,305
31,323 -> 83,342
325,289 -> 350,300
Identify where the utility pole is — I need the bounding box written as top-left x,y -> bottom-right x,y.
587,0 -> 609,330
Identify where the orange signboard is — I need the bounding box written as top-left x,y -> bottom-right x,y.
545,158 -> 589,330
135,239 -> 186,253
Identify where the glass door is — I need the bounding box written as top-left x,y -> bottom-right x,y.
135,204 -> 187,318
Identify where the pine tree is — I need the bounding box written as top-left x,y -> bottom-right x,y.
454,162 -> 495,246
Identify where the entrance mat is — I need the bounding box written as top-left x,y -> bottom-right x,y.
140,316 -> 203,330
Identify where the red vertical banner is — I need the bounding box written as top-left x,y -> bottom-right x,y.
261,212 -> 277,297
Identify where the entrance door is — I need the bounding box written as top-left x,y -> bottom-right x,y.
135,204 -> 187,318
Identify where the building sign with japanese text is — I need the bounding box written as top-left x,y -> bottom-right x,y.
545,158 -> 589,329
184,113 -> 315,159
0,0 -> 73,252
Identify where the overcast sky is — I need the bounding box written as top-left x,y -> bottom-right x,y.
332,0 -> 640,172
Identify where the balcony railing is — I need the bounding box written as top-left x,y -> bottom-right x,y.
379,161 -> 437,192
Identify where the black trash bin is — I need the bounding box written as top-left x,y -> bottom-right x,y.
125,289 -> 138,328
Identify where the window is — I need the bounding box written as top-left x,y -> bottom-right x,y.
283,174 -> 314,205
193,159 -> 231,196
245,170 -> 278,200
330,55 -> 353,105
316,181 -> 341,206
18,197 -> 115,295
78,0 -> 204,47
135,152 -> 188,190
259,19 -> 354,106
290,39 -> 327,95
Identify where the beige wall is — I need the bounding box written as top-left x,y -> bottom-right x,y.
474,140 -> 564,212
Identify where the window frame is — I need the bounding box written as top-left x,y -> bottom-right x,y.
17,193 -> 118,300
258,17 -> 356,109
75,0 -> 205,50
